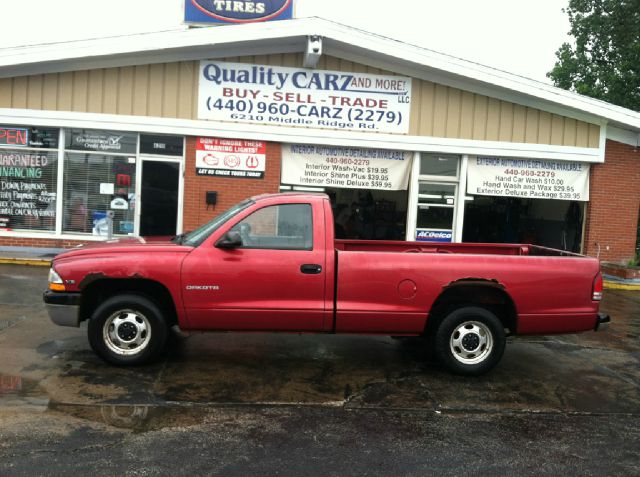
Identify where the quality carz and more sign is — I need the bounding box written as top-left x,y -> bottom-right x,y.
198,61 -> 412,134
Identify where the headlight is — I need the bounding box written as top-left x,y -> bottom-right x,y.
48,268 -> 65,291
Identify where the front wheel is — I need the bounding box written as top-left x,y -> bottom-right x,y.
88,294 -> 168,366
433,306 -> 506,376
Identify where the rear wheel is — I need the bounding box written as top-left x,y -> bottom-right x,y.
88,294 -> 168,366
433,306 -> 506,375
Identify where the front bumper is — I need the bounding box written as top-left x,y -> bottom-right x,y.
43,290 -> 82,327
595,312 -> 611,331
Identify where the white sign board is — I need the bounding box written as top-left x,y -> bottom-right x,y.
198,61 -> 412,134
282,144 -> 412,191
99,183 -> 114,195
467,157 -> 590,201
195,137 -> 266,179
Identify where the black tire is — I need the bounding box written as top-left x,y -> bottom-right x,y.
88,294 -> 168,366
433,306 -> 506,376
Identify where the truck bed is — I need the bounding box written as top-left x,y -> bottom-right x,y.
334,240 -> 583,257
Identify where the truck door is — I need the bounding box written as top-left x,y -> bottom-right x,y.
181,201 -> 329,331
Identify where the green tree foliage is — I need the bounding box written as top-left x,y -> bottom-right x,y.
548,0 -> 640,111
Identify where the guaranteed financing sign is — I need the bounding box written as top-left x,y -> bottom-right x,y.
467,157 -> 590,201
198,61 -> 412,134
196,137 -> 266,178
282,144 -> 412,191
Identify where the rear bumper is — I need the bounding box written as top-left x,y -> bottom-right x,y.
43,290 -> 81,327
595,312 -> 611,331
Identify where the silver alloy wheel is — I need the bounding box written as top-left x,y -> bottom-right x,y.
449,320 -> 493,365
102,309 -> 152,356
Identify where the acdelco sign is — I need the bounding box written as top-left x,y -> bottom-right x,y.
416,229 -> 453,243
185,0 -> 293,24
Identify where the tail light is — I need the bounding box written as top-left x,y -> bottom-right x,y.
592,272 -> 603,301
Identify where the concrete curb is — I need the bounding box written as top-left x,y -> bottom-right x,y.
0,258 -> 52,267
603,280 -> 640,291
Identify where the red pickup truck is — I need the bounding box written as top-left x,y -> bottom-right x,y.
44,192 -> 609,375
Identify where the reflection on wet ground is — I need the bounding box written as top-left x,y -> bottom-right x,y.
0,264 -> 638,433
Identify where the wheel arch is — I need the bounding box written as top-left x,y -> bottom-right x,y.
79,278 -> 178,327
425,279 -> 518,336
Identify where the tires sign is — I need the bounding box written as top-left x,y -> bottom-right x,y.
185,0 -> 293,24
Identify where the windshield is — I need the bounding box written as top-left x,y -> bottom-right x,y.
182,199 -> 254,247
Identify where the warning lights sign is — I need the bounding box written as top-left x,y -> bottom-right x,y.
195,137 -> 266,179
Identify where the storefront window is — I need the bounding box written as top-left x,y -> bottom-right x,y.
420,153 -> 459,177
0,126 -> 59,232
62,153 -> 136,235
329,189 -> 408,240
416,183 -> 456,232
462,197 -> 585,252
280,143 -> 412,240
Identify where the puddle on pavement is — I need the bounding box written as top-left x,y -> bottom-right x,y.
1,288 -> 637,419
0,373 -> 49,409
7,330 -> 638,418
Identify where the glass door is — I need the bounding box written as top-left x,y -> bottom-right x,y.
139,160 -> 180,236
415,182 -> 457,242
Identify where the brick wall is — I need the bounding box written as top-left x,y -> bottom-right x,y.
583,139 -> 640,262
0,236 -> 88,248
182,137 -> 282,231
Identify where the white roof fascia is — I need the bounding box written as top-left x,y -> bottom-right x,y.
322,42 -> 603,126
0,24 -> 311,78
0,107 -> 602,163
607,125 -> 640,147
0,17 -> 638,132
315,21 -> 640,130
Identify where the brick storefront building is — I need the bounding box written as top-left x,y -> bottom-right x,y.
0,18 -> 638,262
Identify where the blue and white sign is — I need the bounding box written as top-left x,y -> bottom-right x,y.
416,229 -> 453,242
467,157 -> 590,201
282,144 -> 412,191
185,0 -> 293,24
198,61 -> 412,134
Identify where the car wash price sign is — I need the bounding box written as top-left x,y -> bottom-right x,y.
467,157 -> 590,201
198,61 -> 412,134
282,144 -> 412,190
195,137 -> 266,178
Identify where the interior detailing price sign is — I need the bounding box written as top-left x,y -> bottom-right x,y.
281,144 -> 412,190
195,137 -> 266,178
467,157 -> 590,201
198,61 -> 412,134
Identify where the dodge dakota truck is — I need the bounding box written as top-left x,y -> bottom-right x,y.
43,192 -> 610,375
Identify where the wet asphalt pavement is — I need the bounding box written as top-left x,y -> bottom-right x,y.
0,264 -> 638,476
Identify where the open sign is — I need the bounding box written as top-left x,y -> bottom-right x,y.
0,127 -> 28,146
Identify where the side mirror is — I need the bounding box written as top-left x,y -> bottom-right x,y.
215,230 -> 243,249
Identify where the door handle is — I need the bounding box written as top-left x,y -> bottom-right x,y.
300,264 -> 322,274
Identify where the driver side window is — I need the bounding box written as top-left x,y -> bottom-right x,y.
230,203 -> 313,250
